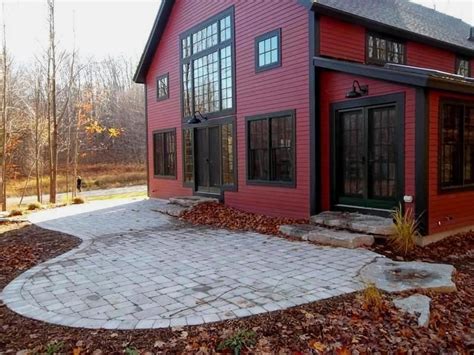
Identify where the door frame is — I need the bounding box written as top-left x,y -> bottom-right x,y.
330,93 -> 405,215
182,116 -> 237,199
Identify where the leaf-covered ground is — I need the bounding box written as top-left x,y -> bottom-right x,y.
0,214 -> 473,354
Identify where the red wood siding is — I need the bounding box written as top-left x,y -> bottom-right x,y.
146,0 -> 310,218
319,72 -> 416,212
319,15 -> 469,76
427,90 -> 474,234
319,16 -> 365,63
406,42 -> 455,73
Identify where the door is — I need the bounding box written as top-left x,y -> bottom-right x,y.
335,104 -> 399,210
195,126 -> 222,194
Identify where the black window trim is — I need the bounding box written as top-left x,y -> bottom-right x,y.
365,31 -> 406,66
245,109 -> 296,188
156,73 -> 169,101
153,128 -> 177,179
455,56 -> 471,77
438,98 -> 474,193
179,6 -> 236,121
255,28 -> 282,73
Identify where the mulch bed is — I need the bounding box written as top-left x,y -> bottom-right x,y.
180,202 -> 308,236
0,216 -> 473,353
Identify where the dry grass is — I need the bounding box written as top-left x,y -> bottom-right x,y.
72,197 -> 85,205
8,209 -> 24,217
27,202 -> 42,211
7,164 -> 146,198
390,204 -> 420,255
360,283 -> 384,313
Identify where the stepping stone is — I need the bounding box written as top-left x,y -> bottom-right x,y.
360,258 -> 456,293
152,204 -> 188,217
168,196 -> 218,208
279,224 -> 374,248
311,211 -> 395,236
393,294 -> 431,327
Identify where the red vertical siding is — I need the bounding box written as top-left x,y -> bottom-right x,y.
406,42 -> 455,73
427,90 -> 474,234
319,16 -> 365,63
146,0 -> 310,218
319,72 -> 416,211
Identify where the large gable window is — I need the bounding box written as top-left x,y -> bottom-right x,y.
247,110 -> 295,186
456,57 -> 470,77
367,33 -> 405,65
153,129 -> 176,178
181,7 -> 234,119
440,101 -> 474,190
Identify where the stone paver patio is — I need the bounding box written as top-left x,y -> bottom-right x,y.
1,198 -> 383,329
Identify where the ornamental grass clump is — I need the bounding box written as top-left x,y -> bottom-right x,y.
8,209 -> 23,217
72,196 -> 85,205
361,282 -> 384,314
217,329 -> 257,355
390,204 -> 420,255
27,202 -> 42,211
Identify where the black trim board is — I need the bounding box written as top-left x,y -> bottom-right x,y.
144,86 -> 150,197
310,12 -> 319,215
311,3 -> 474,58
415,88 -> 429,235
313,56 -> 474,95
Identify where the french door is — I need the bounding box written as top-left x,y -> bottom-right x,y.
195,126 -> 222,194
335,104 -> 400,210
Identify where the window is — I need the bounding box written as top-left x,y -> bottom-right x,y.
156,74 -> 169,101
367,33 -> 405,65
221,123 -> 235,185
255,29 -> 281,72
440,101 -> 474,189
153,130 -> 176,177
183,129 -> 194,185
181,8 -> 234,118
456,57 -> 470,77
247,110 -> 295,185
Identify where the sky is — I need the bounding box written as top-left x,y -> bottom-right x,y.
1,0 -> 473,64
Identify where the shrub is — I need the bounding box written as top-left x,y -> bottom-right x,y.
8,209 -> 23,217
390,204 -> 420,255
27,202 -> 42,211
361,282 -> 384,313
45,340 -> 64,355
217,329 -> 257,355
72,196 -> 85,205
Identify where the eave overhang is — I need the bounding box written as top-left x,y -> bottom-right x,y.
313,56 -> 474,95
133,0 -> 175,84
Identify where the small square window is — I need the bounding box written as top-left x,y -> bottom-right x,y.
156,74 -> 169,101
456,57 -> 470,77
255,29 -> 281,72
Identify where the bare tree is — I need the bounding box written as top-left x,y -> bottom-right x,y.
1,5 -> 8,211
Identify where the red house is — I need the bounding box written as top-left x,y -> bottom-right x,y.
134,0 -> 474,239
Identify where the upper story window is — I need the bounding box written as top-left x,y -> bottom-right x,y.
367,33 -> 405,65
456,57 -> 470,77
156,73 -> 169,101
255,29 -> 281,72
180,7 -> 234,119
440,101 -> 474,190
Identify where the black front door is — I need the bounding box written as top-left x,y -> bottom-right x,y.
195,126 -> 221,194
335,104 -> 399,210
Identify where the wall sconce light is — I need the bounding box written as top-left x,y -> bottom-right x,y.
186,111 -> 208,125
346,80 -> 369,98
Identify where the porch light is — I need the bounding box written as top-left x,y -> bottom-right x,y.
187,111 -> 208,125
346,80 -> 369,98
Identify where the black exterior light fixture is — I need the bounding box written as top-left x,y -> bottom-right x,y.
346,80 -> 369,98
187,111 -> 208,124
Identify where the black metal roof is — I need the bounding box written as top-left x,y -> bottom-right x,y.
313,0 -> 474,54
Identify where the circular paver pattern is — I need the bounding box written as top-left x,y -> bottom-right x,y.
1,198 -> 380,329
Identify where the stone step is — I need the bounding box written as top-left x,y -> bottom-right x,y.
279,224 -> 374,249
168,196 -> 219,208
311,211 -> 395,237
